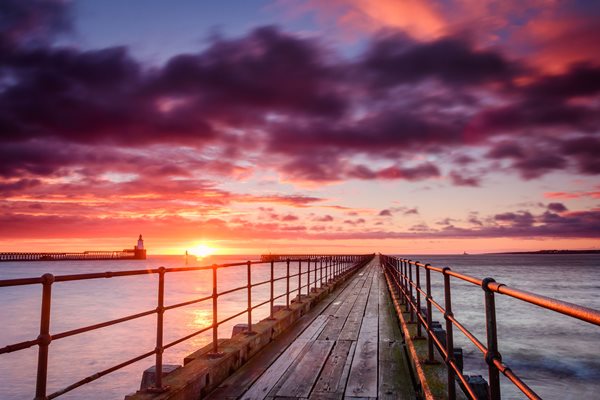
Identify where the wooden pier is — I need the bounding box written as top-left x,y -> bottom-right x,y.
205,257 -> 415,400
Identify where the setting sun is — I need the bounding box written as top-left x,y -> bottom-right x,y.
189,243 -> 215,258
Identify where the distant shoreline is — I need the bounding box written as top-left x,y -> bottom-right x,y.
486,249 -> 600,255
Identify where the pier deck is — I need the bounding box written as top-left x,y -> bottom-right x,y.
206,257 -> 415,400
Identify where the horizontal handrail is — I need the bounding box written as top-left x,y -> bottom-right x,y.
380,254 -> 600,400
404,258 -> 600,326
0,253 -> 374,399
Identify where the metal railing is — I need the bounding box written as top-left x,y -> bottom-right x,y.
380,254 -> 600,400
0,254 -> 373,399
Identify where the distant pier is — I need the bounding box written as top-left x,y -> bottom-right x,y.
0,235 -> 147,262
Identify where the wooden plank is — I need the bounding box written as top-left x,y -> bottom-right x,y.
345,269 -> 379,398
241,316 -> 329,400
337,275 -> 371,341
271,268 -> 376,400
321,271 -> 363,317
311,340 -> 353,394
319,284 -> 360,340
307,392 -> 342,400
378,270 -> 415,400
309,338 -> 356,400
275,340 -> 335,398
207,271 -> 360,400
319,267 -> 372,341
264,274 -> 372,399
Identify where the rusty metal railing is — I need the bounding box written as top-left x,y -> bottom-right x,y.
0,254 -> 374,399
380,254 -> 600,400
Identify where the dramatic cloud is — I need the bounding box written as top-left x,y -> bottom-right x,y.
362,34 -> 516,87
1,1 -> 599,250
152,26 -> 348,118
449,171 -> 480,187
0,0 -> 72,47
547,203 -> 568,213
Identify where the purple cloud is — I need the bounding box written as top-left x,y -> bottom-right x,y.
449,171 -> 480,187
547,203 -> 568,213
362,34 -> 516,87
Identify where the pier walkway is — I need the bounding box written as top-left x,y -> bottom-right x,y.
206,256 -> 415,400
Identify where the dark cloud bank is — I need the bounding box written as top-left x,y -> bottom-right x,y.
1,1 -> 599,240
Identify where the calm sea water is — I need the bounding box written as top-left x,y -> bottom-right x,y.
1,254 -> 599,399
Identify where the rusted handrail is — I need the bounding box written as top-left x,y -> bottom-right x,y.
0,253 -> 374,399
380,254 -> 600,400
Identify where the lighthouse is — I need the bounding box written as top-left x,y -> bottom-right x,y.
134,234 -> 147,259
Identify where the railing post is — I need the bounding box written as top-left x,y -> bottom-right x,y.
320,257 -> 323,286
297,260 -> 302,303
395,259 -> 402,303
408,260 -> 415,323
269,260 -> 275,320
333,257 -> 336,278
208,264 -> 223,357
149,267 -> 169,392
156,268 -> 165,389
314,258 -> 317,289
34,273 -> 54,400
443,267 -> 456,400
402,260 -> 407,303
286,259 -> 290,309
399,259 -> 404,301
330,256 -> 333,281
483,278 -> 501,400
307,259 -> 311,296
246,261 -> 255,334
415,262 -> 424,338
425,264 -> 437,364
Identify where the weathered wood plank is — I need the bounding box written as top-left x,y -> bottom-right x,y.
311,340 -> 353,394
319,282 -> 362,338
321,272 -> 363,317
207,269 -> 363,400
337,275 -> 371,341
263,272 -> 372,399
345,270 -> 379,398
275,340 -> 335,398
242,316 -> 329,400
319,268 -> 373,341
378,270 -> 415,400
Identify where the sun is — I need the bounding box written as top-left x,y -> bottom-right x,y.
189,243 -> 215,258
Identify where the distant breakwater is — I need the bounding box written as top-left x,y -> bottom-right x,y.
0,249 -> 146,262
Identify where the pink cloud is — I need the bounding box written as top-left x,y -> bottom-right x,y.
544,191 -> 600,200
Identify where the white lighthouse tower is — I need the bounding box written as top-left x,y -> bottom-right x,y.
134,234 -> 146,259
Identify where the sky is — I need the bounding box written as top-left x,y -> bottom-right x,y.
0,0 -> 599,255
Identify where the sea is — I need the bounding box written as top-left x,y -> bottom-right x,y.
0,254 -> 599,400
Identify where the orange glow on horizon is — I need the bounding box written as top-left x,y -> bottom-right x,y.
188,243 -> 217,258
